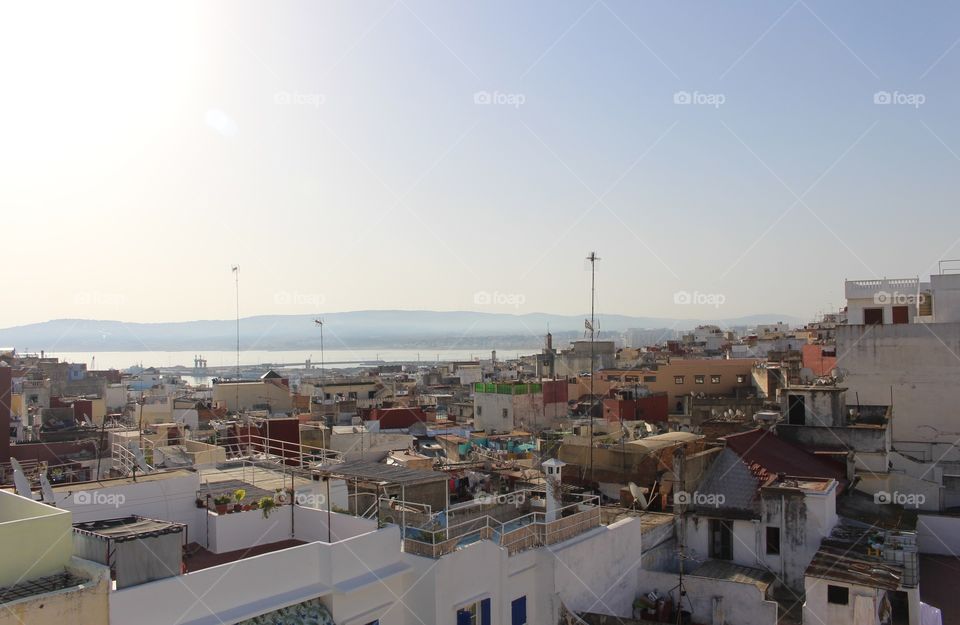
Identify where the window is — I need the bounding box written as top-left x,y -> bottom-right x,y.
694,375 -> 705,385
502,408 -> 508,419
644,375 -> 656,383
892,305 -> 909,324
766,526 -> 780,555
736,374 -> 747,384
511,596 -> 527,625
711,375 -> 721,384
709,519 -> 733,560
457,598 -> 491,625
674,376 -> 685,385
477,406 -> 482,417
864,307 -> 884,325
827,585 -> 849,605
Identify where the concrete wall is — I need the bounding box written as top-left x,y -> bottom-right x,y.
553,517 -> 645,617
916,513 -> 960,555
636,569 -> 779,625
0,491 -> 74,587
837,323 -> 960,448
804,576 -> 920,625
212,380 -> 293,413
294,507 -> 377,543
0,557 -> 111,625
474,391 -> 545,433
51,472 -> 205,547
776,423 -> 888,453
112,525 -> 409,625
779,387 -> 846,427
207,506 -> 293,554
685,486 -> 835,593
401,514 -> 646,625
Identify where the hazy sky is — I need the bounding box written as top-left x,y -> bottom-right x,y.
3,1 -> 959,327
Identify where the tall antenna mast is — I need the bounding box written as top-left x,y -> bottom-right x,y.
314,318 -> 326,426
232,265 -> 240,416
586,251 -> 601,485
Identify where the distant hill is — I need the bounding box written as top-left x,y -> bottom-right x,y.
0,310 -> 801,351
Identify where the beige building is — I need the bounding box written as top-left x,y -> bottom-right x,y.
212,372 -> 293,413
595,358 -> 757,413
0,491 -> 111,625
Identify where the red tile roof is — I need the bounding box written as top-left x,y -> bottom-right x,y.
722,428 -> 846,488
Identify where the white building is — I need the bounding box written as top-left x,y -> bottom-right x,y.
4,452 -> 793,625
838,272 -> 960,509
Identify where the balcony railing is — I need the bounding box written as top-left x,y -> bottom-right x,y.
401,493 -> 602,558
222,433 -> 343,467
844,278 -> 919,297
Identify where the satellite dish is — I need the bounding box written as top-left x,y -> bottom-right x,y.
10,459 -> 33,499
39,472 -> 56,505
128,441 -> 152,474
628,482 -> 650,510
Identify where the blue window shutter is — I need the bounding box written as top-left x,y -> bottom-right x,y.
457,609 -> 472,625
511,597 -> 527,625
480,598 -> 491,625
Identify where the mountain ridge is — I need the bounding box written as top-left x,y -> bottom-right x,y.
0,310 -> 802,351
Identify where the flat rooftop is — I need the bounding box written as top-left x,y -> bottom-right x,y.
199,465 -> 313,494
806,525 -> 910,591
690,560 -> 775,592
50,468 -> 196,492
316,459 -> 447,486
183,539 -> 306,572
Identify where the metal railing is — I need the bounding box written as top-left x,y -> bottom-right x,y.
112,439 -> 155,476
401,492 -> 602,558
221,433 -> 343,467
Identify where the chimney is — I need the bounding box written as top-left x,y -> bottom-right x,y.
542,458 -> 566,522
0,367 -> 10,462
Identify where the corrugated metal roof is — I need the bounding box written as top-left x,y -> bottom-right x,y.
690,560 -> 775,590
722,429 -> 846,485
73,516 -> 185,541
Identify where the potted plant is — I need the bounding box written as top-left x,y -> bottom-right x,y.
233,488 -> 246,513
259,496 -> 276,519
213,494 -> 231,515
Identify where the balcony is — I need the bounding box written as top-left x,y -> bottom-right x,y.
844,278 -> 919,299
400,490 -> 602,558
